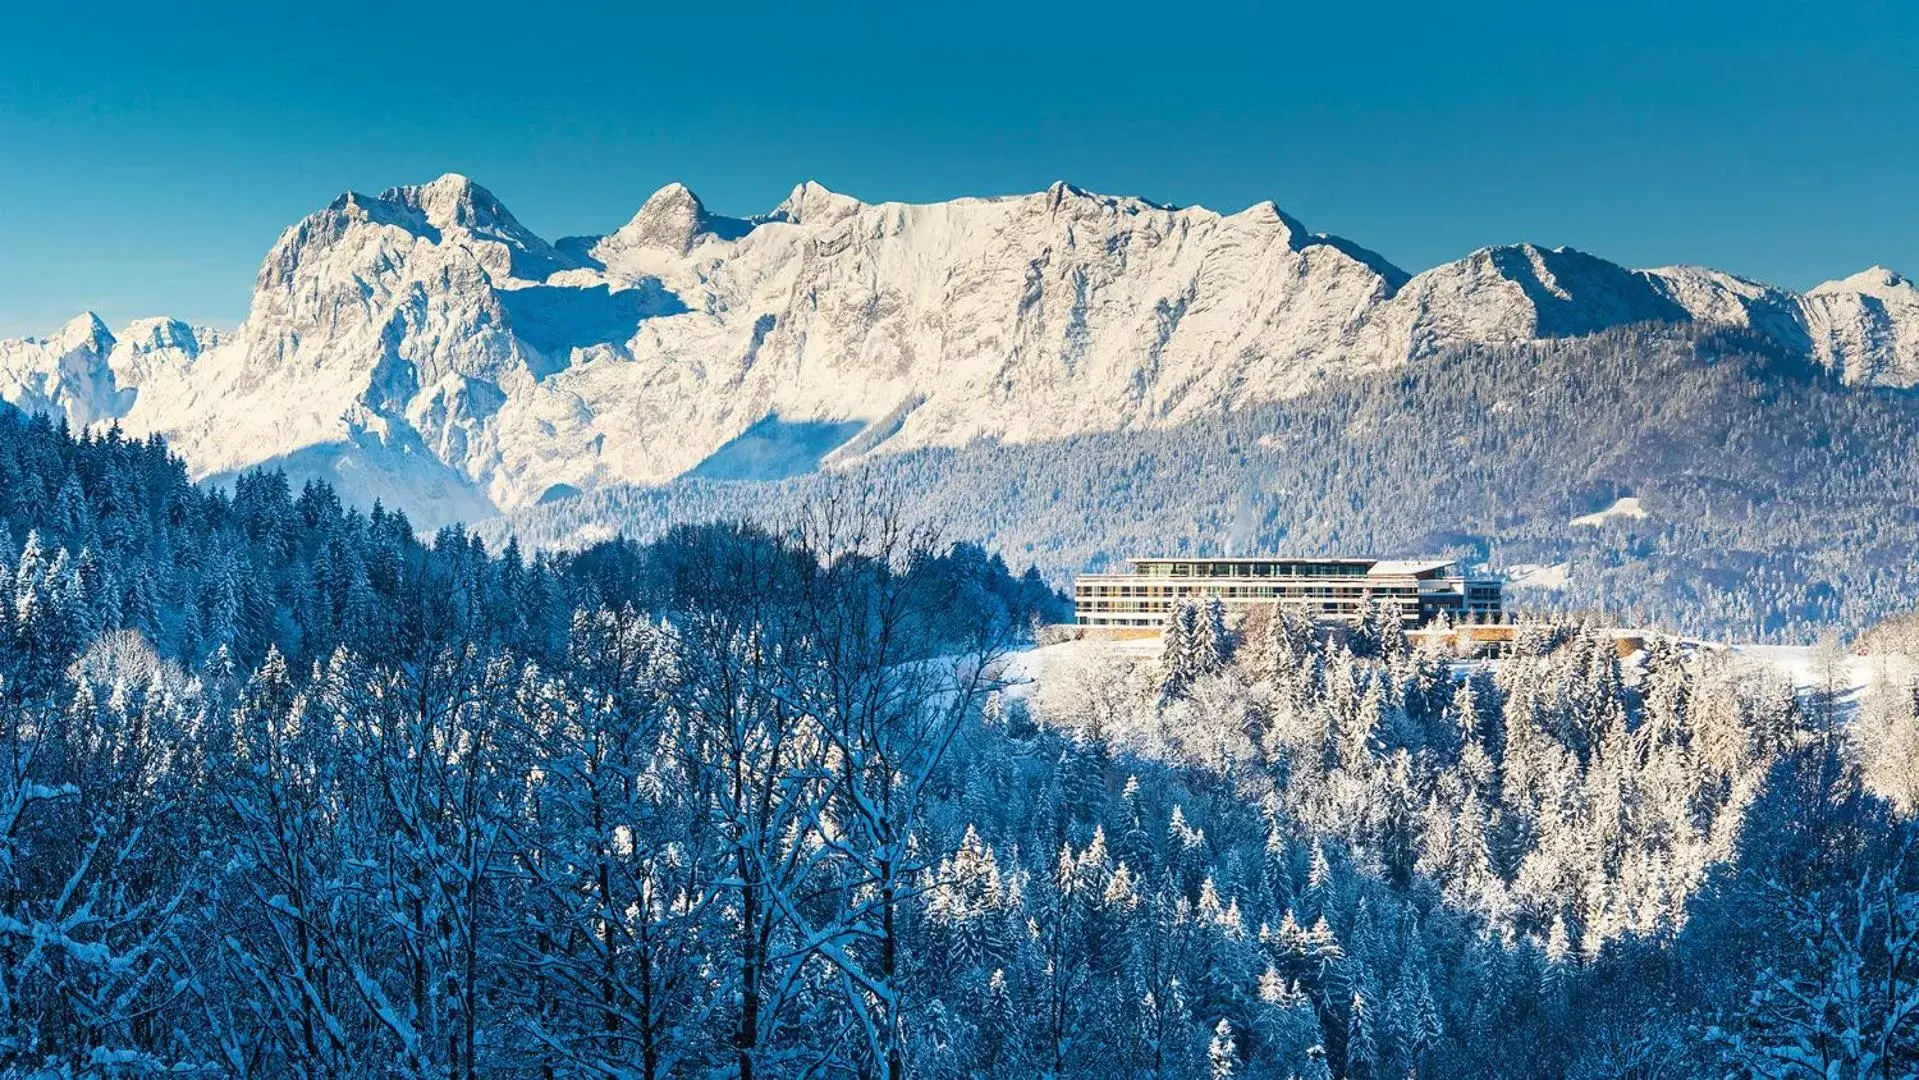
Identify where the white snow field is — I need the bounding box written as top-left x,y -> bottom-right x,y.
1571,497 -> 1649,527
1508,562 -> 1573,590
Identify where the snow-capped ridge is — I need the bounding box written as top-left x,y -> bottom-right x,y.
772,180 -> 863,226
1795,265 -> 1919,383
1043,180 -> 1179,213
1810,265 -> 1913,298
379,172 -> 530,240
4,171 -> 1917,529
320,189 -> 441,241
304,173 -> 573,284
0,310 -> 232,431
51,311 -> 114,353
119,317 -> 217,357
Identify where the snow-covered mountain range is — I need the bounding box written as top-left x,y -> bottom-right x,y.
4,173 -> 1916,525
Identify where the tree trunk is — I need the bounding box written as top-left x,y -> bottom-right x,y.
883,868 -> 903,1080
738,863 -> 759,1080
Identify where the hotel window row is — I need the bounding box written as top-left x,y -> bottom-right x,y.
1073,557 -> 1504,628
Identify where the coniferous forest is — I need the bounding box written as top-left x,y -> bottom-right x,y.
1,404 -> 1916,1077
502,326 -> 1919,642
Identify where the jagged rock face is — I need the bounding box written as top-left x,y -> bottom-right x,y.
1370,244 -> 1693,360
0,313 -> 119,427
0,313 -> 222,429
2,173 -> 1915,526
597,182 -> 727,257
126,175 -> 643,518
567,182 -> 1407,490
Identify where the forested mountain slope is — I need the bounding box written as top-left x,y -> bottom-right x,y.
502,325 -> 1919,640
2,404 -> 1916,1077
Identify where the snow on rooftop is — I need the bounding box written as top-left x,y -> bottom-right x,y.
1114,556 -> 1468,578
1123,556 -> 1374,569
1367,559 -> 1455,576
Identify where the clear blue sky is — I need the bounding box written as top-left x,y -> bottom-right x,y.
1,0 -> 1914,336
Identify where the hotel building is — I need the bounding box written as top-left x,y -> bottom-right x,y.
1073,557 -> 1504,628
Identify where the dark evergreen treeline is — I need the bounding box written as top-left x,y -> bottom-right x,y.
0,406 -> 1061,681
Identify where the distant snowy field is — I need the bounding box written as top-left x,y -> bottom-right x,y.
1729,643 -> 1916,702
1507,562 -> 1572,591
997,635 -> 1157,698
1001,632 -> 1918,712
1571,496 -> 1649,527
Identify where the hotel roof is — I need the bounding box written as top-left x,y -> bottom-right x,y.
1367,559 -> 1457,577
1126,556 -> 1376,565
1119,556 -> 1467,578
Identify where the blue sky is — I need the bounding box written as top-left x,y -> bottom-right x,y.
1,0 -> 1914,336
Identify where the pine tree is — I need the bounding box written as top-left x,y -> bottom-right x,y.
1192,596 -> 1231,675
1209,1018 -> 1236,1080
1307,840 -> 1333,899
1344,991 -> 1379,1080
1375,601 -> 1408,660
1160,600 -> 1200,699
978,968 -> 1025,1075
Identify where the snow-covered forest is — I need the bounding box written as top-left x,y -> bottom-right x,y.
501,325 -> 1919,642
2,405 -> 1917,1077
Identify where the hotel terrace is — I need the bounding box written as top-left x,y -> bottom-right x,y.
1073,557 -> 1504,629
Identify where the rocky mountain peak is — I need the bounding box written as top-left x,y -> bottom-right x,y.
604,182 -> 710,256
121,317 -> 214,357
380,173 -> 517,236
39,312 -> 115,358
773,180 -> 862,226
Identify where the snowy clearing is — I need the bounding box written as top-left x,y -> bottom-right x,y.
1730,643 -> 1917,701
1570,496 -> 1648,527
1507,562 -> 1571,590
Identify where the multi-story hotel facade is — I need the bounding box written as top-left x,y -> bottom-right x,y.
1073,557 -> 1504,628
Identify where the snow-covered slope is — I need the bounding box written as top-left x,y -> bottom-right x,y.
1798,268 -> 1919,384
3,173 -> 1914,525
1570,496 -> 1649,527
0,313 -> 225,429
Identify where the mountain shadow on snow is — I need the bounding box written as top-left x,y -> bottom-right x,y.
498,282 -> 685,373
686,414 -> 871,482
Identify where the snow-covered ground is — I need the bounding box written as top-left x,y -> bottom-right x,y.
1571,496 -> 1649,527
1002,632 -> 1917,711
1729,643 -> 1917,703
997,634 -> 1159,701
1507,562 -> 1571,590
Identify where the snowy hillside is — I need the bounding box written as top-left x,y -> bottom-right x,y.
494,325 -> 1919,640
4,173 -> 1917,526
